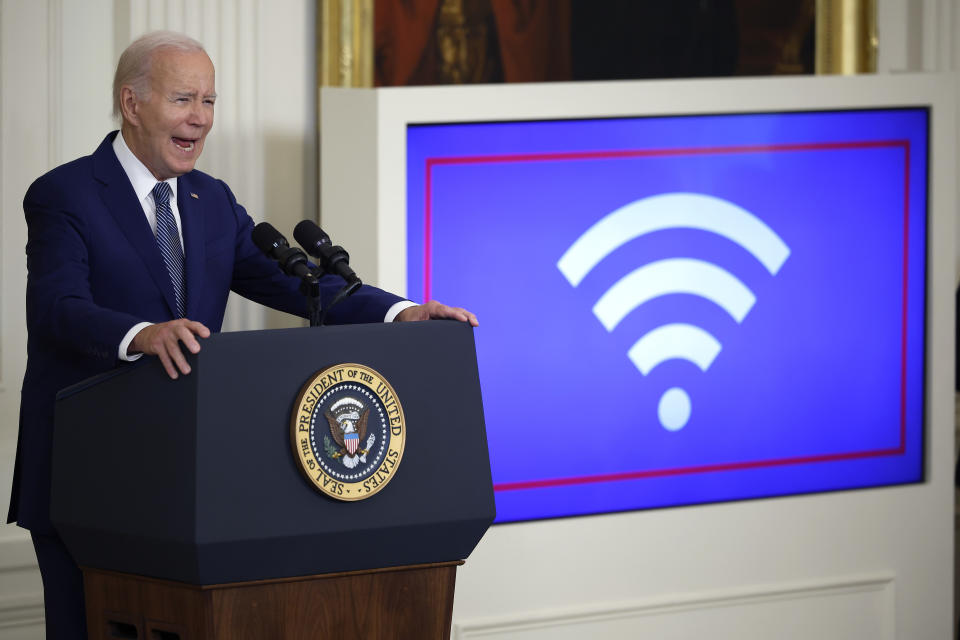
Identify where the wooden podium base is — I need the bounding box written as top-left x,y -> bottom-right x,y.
83,561 -> 462,640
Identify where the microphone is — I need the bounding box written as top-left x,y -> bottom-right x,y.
293,220 -> 361,286
251,222 -> 314,281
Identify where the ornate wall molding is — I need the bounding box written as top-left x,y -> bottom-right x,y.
0,592 -> 43,632
46,0 -> 62,167
0,0 -> 6,388
453,574 -> 895,639
917,0 -> 957,72
0,534 -> 43,633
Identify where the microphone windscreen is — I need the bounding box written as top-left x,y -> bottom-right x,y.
294,220 -> 330,255
252,222 -> 285,254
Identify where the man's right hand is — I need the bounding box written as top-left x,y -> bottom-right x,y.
130,319 -> 211,379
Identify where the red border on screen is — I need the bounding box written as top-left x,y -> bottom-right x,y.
423,140 -> 912,492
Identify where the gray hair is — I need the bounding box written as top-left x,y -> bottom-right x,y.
113,30 -> 206,119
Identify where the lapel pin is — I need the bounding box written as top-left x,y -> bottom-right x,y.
190,192 -> 199,199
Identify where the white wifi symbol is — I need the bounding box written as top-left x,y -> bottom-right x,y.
557,192 -> 791,432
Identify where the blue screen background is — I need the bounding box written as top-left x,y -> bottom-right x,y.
406,110 -> 928,523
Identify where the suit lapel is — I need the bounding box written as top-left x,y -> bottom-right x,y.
177,173 -> 205,318
93,133 -> 179,318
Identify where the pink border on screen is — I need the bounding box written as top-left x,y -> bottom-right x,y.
423,140 -> 912,492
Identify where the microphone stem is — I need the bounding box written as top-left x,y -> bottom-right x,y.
300,277 -> 324,327
308,296 -> 323,327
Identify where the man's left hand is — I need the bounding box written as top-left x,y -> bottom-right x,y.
395,300 -> 479,326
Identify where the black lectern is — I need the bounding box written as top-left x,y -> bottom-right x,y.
51,321 -> 495,640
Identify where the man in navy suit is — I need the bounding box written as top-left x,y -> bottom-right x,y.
7,31 -> 476,639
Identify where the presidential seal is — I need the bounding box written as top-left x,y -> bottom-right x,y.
291,363 -> 406,501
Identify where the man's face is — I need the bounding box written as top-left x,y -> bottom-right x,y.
123,48 -> 216,180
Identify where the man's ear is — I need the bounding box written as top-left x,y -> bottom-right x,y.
119,86 -> 140,126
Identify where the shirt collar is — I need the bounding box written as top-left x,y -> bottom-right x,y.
112,130 -> 178,204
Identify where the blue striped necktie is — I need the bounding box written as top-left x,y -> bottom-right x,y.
152,181 -> 186,318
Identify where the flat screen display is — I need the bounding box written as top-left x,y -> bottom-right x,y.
406,108 -> 928,524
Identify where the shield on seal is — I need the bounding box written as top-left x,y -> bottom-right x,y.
345,432 -> 359,455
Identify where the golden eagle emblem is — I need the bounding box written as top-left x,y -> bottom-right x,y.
325,397 -> 374,469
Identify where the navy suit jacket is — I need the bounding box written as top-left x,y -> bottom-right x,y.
8,132 -> 404,532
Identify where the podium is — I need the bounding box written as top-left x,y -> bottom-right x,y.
50,321 -> 495,639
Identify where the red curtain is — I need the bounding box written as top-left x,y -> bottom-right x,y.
375,0 -> 571,86
491,0 -> 570,82
375,0 -> 441,86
